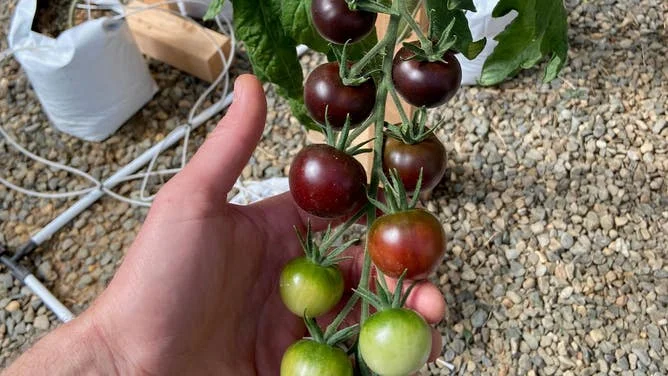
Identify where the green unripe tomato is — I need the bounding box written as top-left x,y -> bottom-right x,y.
279,257 -> 344,317
359,308 -> 431,376
280,339 -> 353,376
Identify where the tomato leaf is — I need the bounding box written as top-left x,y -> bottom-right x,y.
424,0 -> 486,60
287,95 -> 321,131
231,0 -> 324,131
479,0 -> 569,85
232,0 -> 302,97
447,0 -> 475,11
280,0 -> 330,54
203,0 -> 225,20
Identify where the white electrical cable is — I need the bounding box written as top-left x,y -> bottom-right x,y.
0,0 -> 238,207
86,0 -> 92,20
91,0 -> 236,203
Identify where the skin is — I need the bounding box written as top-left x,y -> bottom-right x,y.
279,257 -> 345,317
280,340 -> 353,376
383,134 -> 447,193
392,45 -> 462,108
3,75 -> 446,375
311,0 -> 377,44
304,62 -> 376,128
289,144 -> 367,218
368,209 -> 447,280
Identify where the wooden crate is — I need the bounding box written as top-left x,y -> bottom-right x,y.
124,1 -> 232,82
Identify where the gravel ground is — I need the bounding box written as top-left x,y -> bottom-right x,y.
1,0 -> 667,374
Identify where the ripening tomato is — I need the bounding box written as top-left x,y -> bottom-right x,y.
392,45 -> 461,108
281,339 -> 353,376
289,144 -> 367,219
367,209 -> 446,279
383,134 -> 447,193
311,0 -> 377,44
359,308 -> 431,376
279,257 -> 344,317
304,62 -> 376,129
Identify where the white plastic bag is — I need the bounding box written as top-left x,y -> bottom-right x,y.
456,0 -> 517,85
230,177 -> 289,205
174,0 -> 233,20
7,0 -> 158,142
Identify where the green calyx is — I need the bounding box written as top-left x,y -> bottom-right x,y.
354,270 -> 417,311
304,315 -> 359,347
385,107 -> 444,144
295,205 -> 367,267
321,109 -> 374,156
295,221 -> 359,268
331,43 -> 374,87
399,1 -> 458,62
367,168 -> 423,215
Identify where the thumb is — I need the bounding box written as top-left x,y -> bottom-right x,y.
176,74 -> 267,199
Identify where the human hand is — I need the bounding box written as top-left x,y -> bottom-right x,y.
5,75 -> 446,375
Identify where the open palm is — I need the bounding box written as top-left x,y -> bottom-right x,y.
72,75 -> 445,375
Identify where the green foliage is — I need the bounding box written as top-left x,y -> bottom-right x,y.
206,0 -> 569,127
279,0 -> 330,54
424,0 -> 486,59
479,0 -> 569,85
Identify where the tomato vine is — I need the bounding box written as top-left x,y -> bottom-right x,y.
204,0 -> 569,374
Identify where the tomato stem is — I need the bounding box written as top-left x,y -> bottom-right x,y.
324,293 -> 359,338
388,82 -> 412,125
320,205 -> 368,251
352,4 -> 403,374
398,1 -> 432,55
348,22 -> 393,79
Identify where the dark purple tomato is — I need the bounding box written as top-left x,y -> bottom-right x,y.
311,0 -> 377,44
392,45 -> 462,108
289,144 -> 367,218
368,209 -> 446,279
383,134 -> 446,193
304,62 -> 376,129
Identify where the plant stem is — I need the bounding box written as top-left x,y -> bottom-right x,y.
348,28 -> 391,79
388,83 -> 411,125
367,18 -> 401,204
399,1 -> 431,50
324,294 -> 359,338
320,206 -> 367,251
396,0 -> 423,42
355,6 -> 402,374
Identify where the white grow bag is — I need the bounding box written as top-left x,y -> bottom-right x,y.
7,0 -> 157,141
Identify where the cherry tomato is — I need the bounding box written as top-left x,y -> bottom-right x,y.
383,134 -> 446,193
279,257 -> 345,317
367,209 -> 445,279
289,144 -> 367,219
311,0 -> 377,44
392,45 -> 461,108
359,308 -> 431,376
281,339 -> 353,376
304,62 -> 376,129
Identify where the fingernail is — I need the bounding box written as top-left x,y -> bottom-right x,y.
233,76 -> 246,101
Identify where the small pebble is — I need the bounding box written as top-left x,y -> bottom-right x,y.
4,301 -> 20,313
